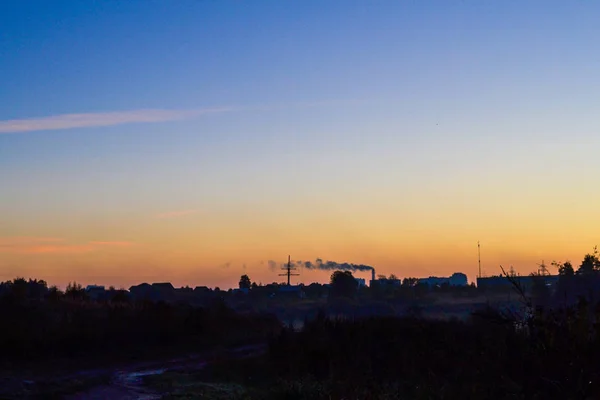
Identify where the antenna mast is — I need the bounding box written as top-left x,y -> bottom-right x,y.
537,260 -> 549,276
478,241 -> 482,278
278,255 -> 299,286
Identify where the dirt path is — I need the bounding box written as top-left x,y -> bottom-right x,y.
0,344 -> 266,399
63,344 -> 265,400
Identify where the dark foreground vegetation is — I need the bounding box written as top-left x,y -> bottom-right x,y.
143,249 -> 600,399
5,249 -> 600,398
144,301 -> 600,399
0,280 -> 280,370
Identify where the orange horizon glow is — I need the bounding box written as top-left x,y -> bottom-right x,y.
3,0 -> 600,295
3,182 -> 600,289
1,228 -> 598,290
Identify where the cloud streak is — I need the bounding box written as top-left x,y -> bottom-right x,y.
24,245 -> 96,254
0,107 -> 231,134
156,209 -> 198,219
0,237 -> 64,245
0,98 -> 361,135
0,237 -> 136,255
88,241 -> 135,247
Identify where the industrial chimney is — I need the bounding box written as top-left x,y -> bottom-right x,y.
371,268 -> 375,282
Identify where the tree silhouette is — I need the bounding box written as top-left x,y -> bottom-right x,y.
557,261 -> 575,276
402,277 -> 418,287
577,254 -> 598,275
239,274 -> 252,289
330,270 -> 358,298
65,281 -> 87,300
47,285 -> 63,302
10,277 -> 28,301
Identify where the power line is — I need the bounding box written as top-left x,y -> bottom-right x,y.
278,255 -> 299,286
537,260 -> 549,276
478,241 -> 481,279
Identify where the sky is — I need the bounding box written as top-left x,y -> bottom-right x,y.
2,1 -> 600,289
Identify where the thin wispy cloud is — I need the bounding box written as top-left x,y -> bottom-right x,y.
0,237 -> 64,245
0,107 -> 231,134
88,241 -> 135,247
156,209 -> 198,219
25,244 -> 97,254
0,99 -> 359,135
0,237 -> 136,255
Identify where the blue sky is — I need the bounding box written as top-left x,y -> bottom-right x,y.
4,1 -> 598,114
2,1 -> 600,287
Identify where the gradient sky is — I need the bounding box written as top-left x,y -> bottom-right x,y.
2,1 -> 600,289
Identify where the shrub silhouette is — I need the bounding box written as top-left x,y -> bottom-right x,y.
0,282 -> 281,366
264,300 -> 600,399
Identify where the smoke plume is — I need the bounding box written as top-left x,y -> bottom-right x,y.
266,258 -> 375,280
294,258 -> 374,273
267,260 -> 280,271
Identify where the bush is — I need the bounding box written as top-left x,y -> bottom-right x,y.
0,292 -> 281,366
264,303 -> 600,399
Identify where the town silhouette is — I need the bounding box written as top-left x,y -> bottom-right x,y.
3,248 -> 600,398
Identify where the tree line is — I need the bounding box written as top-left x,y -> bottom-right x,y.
0,278 -> 281,367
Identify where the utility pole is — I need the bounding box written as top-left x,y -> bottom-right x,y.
478,241 -> 482,278
538,260 -> 549,276
279,255 -> 299,286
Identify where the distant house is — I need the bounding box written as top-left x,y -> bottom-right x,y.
152,282 -> 175,291
194,286 -> 211,295
449,273 -> 468,286
477,275 -> 559,293
129,282 -> 171,301
372,278 -> 401,287
85,285 -> 107,300
418,273 -> 468,288
151,282 -> 175,300
86,285 -> 105,291
129,283 -> 153,300
276,285 -> 306,298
